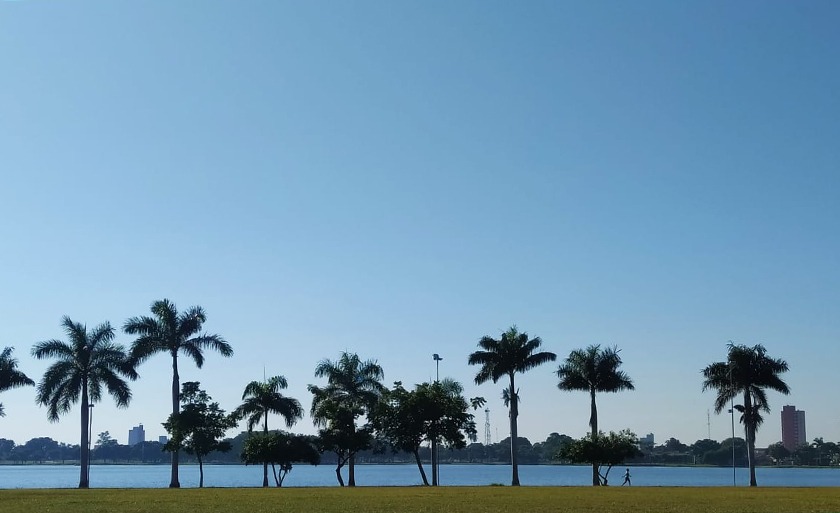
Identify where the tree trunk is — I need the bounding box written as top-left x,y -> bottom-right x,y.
271,463 -> 282,487
744,391 -> 757,486
414,449 -> 429,486
348,453 -> 356,486
335,463 -> 345,487
198,456 -> 204,488
590,388 -> 600,486
169,353 -> 181,488
509,374 -> 520,486
79,383 -> 90,489
262,417 -> 269,487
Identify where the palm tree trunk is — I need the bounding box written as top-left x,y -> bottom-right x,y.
79,385 -> 90,489
590,388 -> 600,486
169,353 -> 180,488
414,449 -> 429,486
262,416 -> 269,488
509,374 -> 520,486
744,392 -> 757,486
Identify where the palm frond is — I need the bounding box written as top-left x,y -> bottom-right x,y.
0,347 -> 35,392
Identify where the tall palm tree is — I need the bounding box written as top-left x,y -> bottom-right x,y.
308,352 -> 384,487
232,375 -> 304,487
124,299 -> 232,488
468,325 -> 556,486
556,344 -> 634,486
702,342 -> 790,487
0,346 -> 34,417
32,317 -> 136,488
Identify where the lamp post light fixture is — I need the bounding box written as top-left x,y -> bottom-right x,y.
433,353 -> 442,382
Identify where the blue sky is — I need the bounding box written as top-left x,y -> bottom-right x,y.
1,1 -> 838,450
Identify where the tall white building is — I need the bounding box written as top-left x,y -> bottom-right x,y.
128,424 -> 145,446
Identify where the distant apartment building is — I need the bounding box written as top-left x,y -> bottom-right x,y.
781,405 -> 806,451
159,435 -> 168,445
639,433 -> 654,450
128,424 -> 145,446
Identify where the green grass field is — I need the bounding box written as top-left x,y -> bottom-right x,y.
1,487 -> 839,513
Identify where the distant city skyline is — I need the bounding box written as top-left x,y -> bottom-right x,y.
1,1 -> 838,451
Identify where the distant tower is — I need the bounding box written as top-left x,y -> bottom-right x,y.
484,408 -> 491,446
781,405 -> 806,451
707,410 -> 711,440
128,424 -> 145,446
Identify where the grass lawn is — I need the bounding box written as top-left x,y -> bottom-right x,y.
1,486 -> 839,513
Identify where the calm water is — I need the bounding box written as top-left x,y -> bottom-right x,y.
0,464 -> 837,488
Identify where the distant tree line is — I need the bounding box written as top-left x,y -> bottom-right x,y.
4,431 -> 837,469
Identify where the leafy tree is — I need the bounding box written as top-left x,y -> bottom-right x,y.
663,437 -> 688,452
535,432 -> 574,463
702,343 -> 790,486
810,438 -> 839,466
163,381 -> 235,488
32,317 -> 136,488
94,431 -> 119,462
130,440 -> 167,463
557,430 -> 641,485
313,403 -> 374,486
241,431 -> 320,486
701,437 -> 748,467
792,442 -> 816,466
0,347 -> 34,417
125,299 -> 232,488
0,438 -> 15,460
308,352 -> 384,486
468,326 -> 556,486
556,345 -> 634,486
690,438 -> 721,464
372,379 -> 483,485
767,442 -> 790,464
231,376 -> 303,487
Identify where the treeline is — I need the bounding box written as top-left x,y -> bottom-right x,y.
6,432 -> 838,468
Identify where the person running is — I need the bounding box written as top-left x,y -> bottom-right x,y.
622,468 -> 631,486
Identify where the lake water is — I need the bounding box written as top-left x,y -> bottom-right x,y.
0,464 -> 837,489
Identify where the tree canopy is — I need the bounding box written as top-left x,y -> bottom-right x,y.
163,381 -> 235,488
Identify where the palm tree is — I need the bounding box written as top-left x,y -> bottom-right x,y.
0,346 -> 34,417
702,342 -> 790,486
468,325 -> 556,486
556,344 -> 634,486
124,299 -> 232,488
232,375 -> 304,487
32,317 -> 136,488
308,352 -> 384,486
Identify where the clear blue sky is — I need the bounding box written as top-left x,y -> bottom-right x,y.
1,1 -> 838,450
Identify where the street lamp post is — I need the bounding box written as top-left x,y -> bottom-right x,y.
88,404 -> 94,486
432,354 -> 443,486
